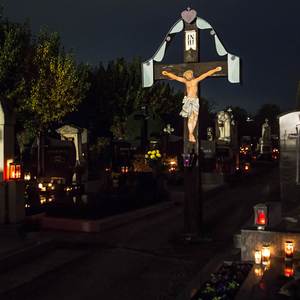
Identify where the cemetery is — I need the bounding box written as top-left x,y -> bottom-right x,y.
0,3 -> 300,300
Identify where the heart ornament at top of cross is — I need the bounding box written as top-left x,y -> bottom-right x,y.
181,8 -> 197,24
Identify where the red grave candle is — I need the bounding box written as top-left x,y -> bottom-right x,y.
257,210 -> 266,225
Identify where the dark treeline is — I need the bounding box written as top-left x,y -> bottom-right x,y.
0,11 -> 282,160
67,57 -> 184,142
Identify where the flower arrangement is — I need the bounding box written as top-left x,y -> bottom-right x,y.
145,149 -> 162,161
144,149 -> 163,173
192,262 -> 252,300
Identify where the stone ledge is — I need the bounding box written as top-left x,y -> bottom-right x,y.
241,228 -> 300,261
29,201 -> 175,233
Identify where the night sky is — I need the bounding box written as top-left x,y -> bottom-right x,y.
3,0 -> 300,112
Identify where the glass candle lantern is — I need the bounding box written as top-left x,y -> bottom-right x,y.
262,244 -> 271,266
182,153 -> 191,167
254,204 -> 268,230
254,250 -> 262,264
9,162 -> 22,180
254,266 -> 264,277
284,261 -> 294,278
285,241 -> 294,260
284,267 -> 294,278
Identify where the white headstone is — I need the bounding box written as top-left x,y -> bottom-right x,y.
217,111 -> 231,143
0,99 -> 15,181
56,125 -> 89,182
279,111 -> 300,212
260,118 -> 272,154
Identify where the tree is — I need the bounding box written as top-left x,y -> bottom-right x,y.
19,30 -> 90,174
21,30 -> 89,131
68,57 -> 183,141
0,16 -> 31,107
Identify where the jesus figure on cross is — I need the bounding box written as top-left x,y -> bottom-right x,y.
162,66 -> 222,143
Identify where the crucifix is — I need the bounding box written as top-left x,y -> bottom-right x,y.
141,7 -> 240,238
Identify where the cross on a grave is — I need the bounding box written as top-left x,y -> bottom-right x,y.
141,7 -> 240,238
155,19 -> 228,151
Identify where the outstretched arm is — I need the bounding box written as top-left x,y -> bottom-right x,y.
162,71 -> 186,83
195,67 -> 222,83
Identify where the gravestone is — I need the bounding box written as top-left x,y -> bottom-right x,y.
201,127 -> 216,173
57,125 -> 89,182
0,99 -> 15,182
207,127 -> 213,142
215,109 -> 239,174
216,111 -> 231,143
259,118 -> 272,154
0,99 -> 25,224
279,111 -> 300,215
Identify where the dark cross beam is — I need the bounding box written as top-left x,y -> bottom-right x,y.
155,20 -> 229,237
154,61 -> 228,80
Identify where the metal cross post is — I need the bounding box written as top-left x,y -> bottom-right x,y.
141,7 -> 240,238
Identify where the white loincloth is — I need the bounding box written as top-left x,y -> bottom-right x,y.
179,96 -> 199,118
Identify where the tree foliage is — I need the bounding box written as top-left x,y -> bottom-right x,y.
0,17 -> 31,104
21,30 -> 90,132
68,57 -> 183,140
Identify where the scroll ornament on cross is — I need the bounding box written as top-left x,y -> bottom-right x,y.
141,8 -> 240,143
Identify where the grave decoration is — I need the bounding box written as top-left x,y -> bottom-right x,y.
261,244 -> 271,266
191,262 -> 252,300
254,249 -> 262,264
285,240 -> 294,261
8,161 -> 22,180
254,203 -> 268,230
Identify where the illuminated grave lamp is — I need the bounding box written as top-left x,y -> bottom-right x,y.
182,153 -> 191,168
182,151 -> 197,168
285,240 -> 294,261
254,249 -> 262,264
254,266 -> 264,277
254,203 -> 268,230
261,244 -> 271,266
284,261 -> 294,278
9,162 -> 22,180
24,172 -> 31,181
121,166 -> 129,174
244,163 -> 250,172
168,159 -> 177,173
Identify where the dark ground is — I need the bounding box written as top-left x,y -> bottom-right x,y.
2,166 -> 280,300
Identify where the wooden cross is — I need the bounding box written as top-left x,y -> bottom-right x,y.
142,8 -> 239,238
156,18 -> 229,238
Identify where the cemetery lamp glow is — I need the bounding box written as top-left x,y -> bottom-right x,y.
24,172 -> 31,181
9,162 -> 22,180
254,266 -> 264,277
285,241 -> 294,260
254,250 -> 262,264
182,152 -> 197,168
182,153 -> 191,167
261,244 -> 271,266
244,163 -> 250,172
284,262 -> 294,278
121,166 -> 129,174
